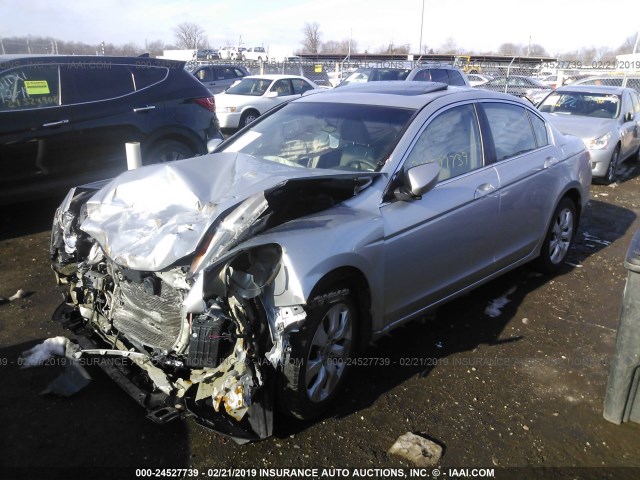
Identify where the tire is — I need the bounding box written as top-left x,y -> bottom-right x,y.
278,290 -> 357,420
144,139 -> 195,165
603,146 -> 620,185
239,110 -> 259,128
535,197 -> 577,273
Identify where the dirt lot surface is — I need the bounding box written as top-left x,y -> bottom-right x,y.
2,164 -> 640,480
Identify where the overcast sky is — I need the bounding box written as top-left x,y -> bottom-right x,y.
2,0 -> 639,56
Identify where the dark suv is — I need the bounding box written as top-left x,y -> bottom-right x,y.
0,55 -> 223,205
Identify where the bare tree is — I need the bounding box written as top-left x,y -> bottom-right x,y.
497,42 -> 522,56
146,40 -> 166,57
321,38 -> 357,54
301,22 -> 321,54
439,37 -> 457,54
616,34 -> 638,55
173,22 -> 207,49
527,44 -> 548,56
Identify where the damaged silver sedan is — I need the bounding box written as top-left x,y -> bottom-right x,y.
51,82 -> 591,442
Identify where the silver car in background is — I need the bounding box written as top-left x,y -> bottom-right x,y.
51,82 -> 590,442
538,85 -> 640,183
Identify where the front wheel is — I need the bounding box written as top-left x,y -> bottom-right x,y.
239,110 -> 259,128
603,146 -> 620,185
278,291 -> 357,420
535,198 -> 577,273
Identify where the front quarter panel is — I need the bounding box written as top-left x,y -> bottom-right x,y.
235,200 -> 386,326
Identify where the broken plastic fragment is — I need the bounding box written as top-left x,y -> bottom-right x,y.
484,286 -> 517,318
20,337 -> 69,368
41,358 -> 92,397
9,289 -> 27,301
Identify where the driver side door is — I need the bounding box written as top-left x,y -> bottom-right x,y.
381,103 -> 501,324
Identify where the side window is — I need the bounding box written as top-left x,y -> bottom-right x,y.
218,67 -> 237,79
405,104 -> 483,181
623,91 -> 634,117
412,69 -> 430,82
194,67 -> 213,82
291,78 -> 313,94
132,66 -> 167,89
0,65 -> 60,111
631,91 -> 640,114
430,69 -> 448,83
528,111 -> 549,148
484,103 -> 537,160
233,68 -> 246,78
60,64 -> 135,104
448,70 -> 467,86
272,79 -> 293,96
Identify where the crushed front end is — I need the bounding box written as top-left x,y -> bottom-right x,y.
50,187 -> 291,443
48,165 -> 372,442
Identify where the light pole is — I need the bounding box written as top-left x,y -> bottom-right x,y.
418,0 -> 425,56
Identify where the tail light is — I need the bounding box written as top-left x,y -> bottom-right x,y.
195,96 -> 216,113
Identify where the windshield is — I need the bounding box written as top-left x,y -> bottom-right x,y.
538,91 -> 621,118
222,102 -> 415,172
226,78 -> 272,96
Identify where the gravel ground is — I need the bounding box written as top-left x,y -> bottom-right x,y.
1,163 -> 640,480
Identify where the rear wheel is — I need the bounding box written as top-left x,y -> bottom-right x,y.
144,139 -> 195,165
278,289 -> 356,420
535,197 -> 577,273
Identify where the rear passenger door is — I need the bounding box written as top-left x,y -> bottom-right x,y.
0,63 -> 70,190
481,101 -> 561,267
57,63 -> 168,181
381,102 -> 501,322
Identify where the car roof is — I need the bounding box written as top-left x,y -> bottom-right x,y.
554,84 -> 628,95
243,74 -> 309,81
297,81 -> 530,109
0,54 -> 185,68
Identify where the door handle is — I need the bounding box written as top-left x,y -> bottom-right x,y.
42,119 -> 69,128
474,183 -> 496,199
133,106 -> 156,113
544,156 -> 559,168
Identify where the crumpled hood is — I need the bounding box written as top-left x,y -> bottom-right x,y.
542,113 -> 617,141
81,152 -> 371,271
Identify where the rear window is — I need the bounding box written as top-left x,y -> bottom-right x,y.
448,70 -> 467,86
61,64 -> 135,104
131,66 -> 167,89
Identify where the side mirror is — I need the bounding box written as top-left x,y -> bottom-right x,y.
394,162 -> 440,201
266,91 -> 278,98
624,112 -> 635,122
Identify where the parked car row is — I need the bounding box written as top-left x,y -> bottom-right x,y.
217,46 -> 268,62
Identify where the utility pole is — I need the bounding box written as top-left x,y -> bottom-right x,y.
419,0 -> 425,56
0,38 -> 5,55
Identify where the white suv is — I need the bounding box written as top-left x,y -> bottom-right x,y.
243,46 -> 268,62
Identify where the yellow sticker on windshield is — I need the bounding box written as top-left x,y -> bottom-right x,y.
24,80 -> 50,95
